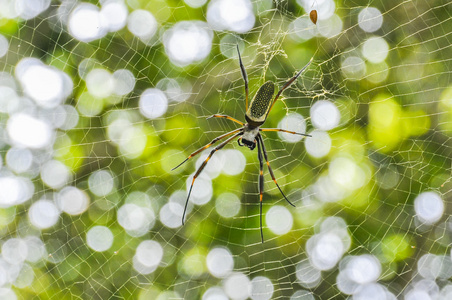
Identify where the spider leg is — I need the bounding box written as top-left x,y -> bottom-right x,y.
257,134 -> 295,208
182,132 -> 242,224
267,57 -> 313,115
260,128 -> 311,137
207,114 -> 244,126
172,128 -> 243,171
236,45 -> 249,110
256,136 -> 265,243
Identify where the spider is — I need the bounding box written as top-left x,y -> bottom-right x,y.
173,46 -> 312,242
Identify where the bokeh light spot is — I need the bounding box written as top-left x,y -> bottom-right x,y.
310,100 -> 340,131
266,205 -> 293,235
0,176 -> 33,207
305,130 -> 331,158
86,68 -> 114,99
139,88 -> 168,119
7,114 -> 52,149
215,192 -> 241,218
358,7 -> 383,33
296,260 -> 322,288
414,191 -> 444,225
186,173 -> 213,205
100,1 -> 128,32
2,238 -> 28,265
250,276 -> 274,300
277,113 -> 307,143
86,226 -> 114,252
206,247 -> 234,278
0,34 -> 9,58
6,147 -> 33,173
0,288 -> 17,300
127,9 -> 158,43
28,200 -> 60,229
341,56 -> 366,80
18,62 -> 67,108
207,0 -> 255,33
117,203 -> 156,237
88,170 -> 115,197
112,69 -> 135,96
133,240 -> 163,275
202,286 -> 228,300
16,0 -> 50,20
68,3 -> 108,42
317,14 -> 343,38
185,0 -> 208,8
57,186 -> 90,215
345,255 -> 382,284
221,149 -> 246,176
40,160 -> 71,189
163,21 -> 213,67
223,272 -> 250,299
362,36 -> 389,63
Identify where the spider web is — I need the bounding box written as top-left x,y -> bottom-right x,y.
0,0 -> 451,299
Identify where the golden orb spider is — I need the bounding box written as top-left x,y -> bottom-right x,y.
173,46 -> 312,242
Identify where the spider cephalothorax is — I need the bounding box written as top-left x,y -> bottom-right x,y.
238,124 -> 259,150
173,46 -> 312,242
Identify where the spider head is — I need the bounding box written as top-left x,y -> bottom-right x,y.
240,125 -> 259,150
239,137 -> 256,150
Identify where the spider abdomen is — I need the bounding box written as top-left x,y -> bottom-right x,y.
245,81 -> 274,126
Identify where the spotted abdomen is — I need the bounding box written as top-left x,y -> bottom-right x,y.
246,81 -> 274,126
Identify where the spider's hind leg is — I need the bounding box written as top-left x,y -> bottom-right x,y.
257,134 -> 296,208
256,136 -> 265,243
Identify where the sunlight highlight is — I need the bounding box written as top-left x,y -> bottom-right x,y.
163,21 -> 213,67
358,7 -> 383,33
86,226 -> 114,252
127,9 -> 158,44
207,0 -> 255,33
68,3 -> 108,42
277,113 -> 307,143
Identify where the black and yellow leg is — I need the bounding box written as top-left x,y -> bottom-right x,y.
172,128 -> 242,171
236,45 -> 249,109
256,137 -> 265,243
260,128 -> 311,137
267,57 -> 313,115
258,135 -> 295,208
182,132 -> 242,224
207,114 -> 244,126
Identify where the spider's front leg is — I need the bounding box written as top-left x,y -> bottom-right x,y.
207,114 -> 244,126
260,128 -> 311,137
